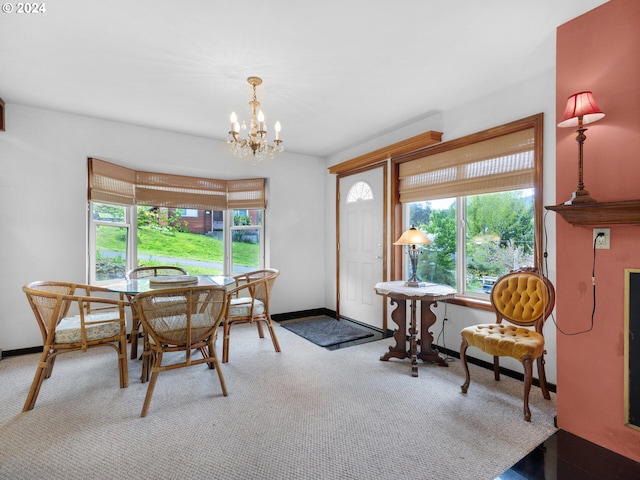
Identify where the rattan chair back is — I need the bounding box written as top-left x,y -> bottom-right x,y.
22,281 -> 129,411
133,284 -> 228,416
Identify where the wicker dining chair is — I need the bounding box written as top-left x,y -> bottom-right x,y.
222,268 -> 280,363
125,266 -> 189,360
22,281 -> 129,411
134,284 -> 228,417
460,267 -> 555,421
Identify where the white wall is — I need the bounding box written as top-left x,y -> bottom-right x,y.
0,104 -> 327,351
324,70 -> 558,383
2,71 -> 560,385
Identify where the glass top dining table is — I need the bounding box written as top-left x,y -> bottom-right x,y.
105,275 -> 236,295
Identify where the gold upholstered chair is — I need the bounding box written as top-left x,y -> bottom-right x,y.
22,281 -> 129,411
222,268 -> 280,363
126,266 -> 189,360
134,284 -> 228,417
460,267 -> 555,421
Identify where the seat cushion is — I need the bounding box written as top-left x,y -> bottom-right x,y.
461,324 -> 544,360
228,297 -> 265,318
55,312 -> 122,344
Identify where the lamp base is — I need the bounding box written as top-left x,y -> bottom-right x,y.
405,281 -> 428,288
563,188 -> 597,205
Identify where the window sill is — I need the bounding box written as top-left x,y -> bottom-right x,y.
447,295 -> 493,312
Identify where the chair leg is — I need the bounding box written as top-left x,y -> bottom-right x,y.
493,355 -> 501,381
521,356 -> 534,422
129,300 -> 140,360
23,351 -> 52,412
130,324 -> 140,360
118,332 -> 129,389
265,318 -> 281,353
208,339 -> 227,396
141,352 -> 161,417
44,355 -> 56,379
222,319 -> 231,363
141,334 -> 152,383
256,321 -> 265,339
460,341 -> 471,393
537,355 -> 551,400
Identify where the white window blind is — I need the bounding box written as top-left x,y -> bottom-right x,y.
88,158 -> 266,210
398,128 -> 535,203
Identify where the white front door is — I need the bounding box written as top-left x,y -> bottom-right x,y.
338,167 -> 385,330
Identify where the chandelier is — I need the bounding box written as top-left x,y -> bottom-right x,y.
227,76 -> 283,161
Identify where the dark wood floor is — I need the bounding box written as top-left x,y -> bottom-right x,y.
496,429 -> 640,480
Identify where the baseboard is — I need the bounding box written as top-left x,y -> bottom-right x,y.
433,344 -> 557,393
2,346 -> 42,358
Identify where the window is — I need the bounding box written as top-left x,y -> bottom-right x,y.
87,159 -> 266,283
393,114 -> 543,303
230,209 -> 263,274
346,181 -> 374,203
90,203 -> 131,281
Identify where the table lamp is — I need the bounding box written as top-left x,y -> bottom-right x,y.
557,91 -> 605,204
394,226 -> 431,287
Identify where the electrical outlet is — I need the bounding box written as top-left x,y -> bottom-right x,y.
593,228 -> 610,249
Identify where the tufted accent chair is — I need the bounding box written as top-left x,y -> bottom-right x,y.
460,267 -> 555,421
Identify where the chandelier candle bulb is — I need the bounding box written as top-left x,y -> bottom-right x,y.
275,121 -> 281,140
230,112 -> 239,134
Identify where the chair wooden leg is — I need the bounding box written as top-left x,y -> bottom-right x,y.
129,300 -> 140,360
522,356 -> 533,422
141,352 -> 161,417
130,324 -> 140,360
256,321 -> 265,339
493,355 -> 501,381
44,355 -> 56,379
23,352 -> 51,412
265,318 -> 281,353
208,339 -> 227,397
222,320 -> 231,363
141,334 -> 152,383
460,341 -> 471,393
118,333 -> 129,388
537,355 -> 551,400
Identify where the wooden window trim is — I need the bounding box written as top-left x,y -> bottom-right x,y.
328,131 -> 442,175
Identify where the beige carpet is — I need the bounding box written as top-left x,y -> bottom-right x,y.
0,322 -> 557,479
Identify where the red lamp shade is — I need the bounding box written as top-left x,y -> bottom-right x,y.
557,91 -> 605,128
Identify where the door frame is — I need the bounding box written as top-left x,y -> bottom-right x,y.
336,162 -> 388,331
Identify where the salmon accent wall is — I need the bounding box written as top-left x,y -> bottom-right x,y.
556,0 -> 640,461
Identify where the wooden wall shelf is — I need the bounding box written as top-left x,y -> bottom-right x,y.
545,199 -> 640,226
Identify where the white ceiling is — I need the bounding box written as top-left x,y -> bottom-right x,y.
0,0 -> 608,158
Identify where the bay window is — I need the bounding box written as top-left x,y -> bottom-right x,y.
87,158 -> 266,284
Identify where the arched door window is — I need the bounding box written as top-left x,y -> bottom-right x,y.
346,181 -> 374,203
